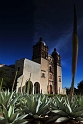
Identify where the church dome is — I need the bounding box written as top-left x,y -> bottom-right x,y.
36,37 -> 46,46
52,48 -> 59,56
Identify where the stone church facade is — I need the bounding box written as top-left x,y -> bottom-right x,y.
16,37 -> 66,94
0,37 -> 66,94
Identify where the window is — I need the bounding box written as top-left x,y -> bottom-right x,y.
25,81 -> 33,94
41,73 -> 45,78
59,78 -> 61,82
41,70 -> 46,78
34,82 -> 40,94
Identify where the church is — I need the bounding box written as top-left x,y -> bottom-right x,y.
16,37 -> 66,94
0,37 -> 66,94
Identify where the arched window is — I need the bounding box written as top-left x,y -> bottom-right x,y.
34,82 -> 40,94
25,80 -> 33,94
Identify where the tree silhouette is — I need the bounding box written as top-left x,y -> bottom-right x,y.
0,67 -> 12,90
77,80 -> 83,94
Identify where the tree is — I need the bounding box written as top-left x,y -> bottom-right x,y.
77,80 -> 83,94
0,67 -> 12,90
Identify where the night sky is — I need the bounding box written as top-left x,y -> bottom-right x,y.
0,0 -> 83,88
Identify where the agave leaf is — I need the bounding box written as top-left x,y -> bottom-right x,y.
79,97 -> 83,105
10,95 -> 20,105
22,106 -> 31,114
3,91 -> 13,107
2,104 -> 8,119
50,101 -> 57,110
71,97 -> 78,110
66,103 -> 72,113
74,106 -> 83,113
72,110 -> 83,118
26,96 -> 31,110
19,120 -> 28,124
14,114 -> 28,122
4,96 -> 11,107
52,110 -> 68,116
9,112 -> 18,123
41,95 -> 47,103
37,103 -> 49,115
8,91 -> 14,101
30,96 -> 38,114
8,105 -> 14,118
56,97 -> 66,111
56,117 -> 69,122
36,96 -> 41,113
1,93 -> 4,103
47,115 -> 60,122
38,97 -> 50,111
20,114 -> 28,120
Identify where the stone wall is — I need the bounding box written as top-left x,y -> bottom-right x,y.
16,58 -> 41,93
40,58 -> 48,94
57,65 -> 62,94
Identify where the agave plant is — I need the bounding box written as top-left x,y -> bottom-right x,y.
0,90 -> 20,109
47,96 -> 83,124
0,104 -> 28,124
0,90 -> 28,124
22,94 -> 50,124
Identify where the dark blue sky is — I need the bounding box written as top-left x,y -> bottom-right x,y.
0,0 -> 83,88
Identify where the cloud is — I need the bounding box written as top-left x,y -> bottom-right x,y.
48,25 -> 72,55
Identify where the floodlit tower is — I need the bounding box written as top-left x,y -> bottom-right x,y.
32,37 -> 48,64
51,48 -> 62,94
32,37 -> 48,94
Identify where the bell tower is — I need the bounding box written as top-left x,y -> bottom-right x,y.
32,37 -> 48,64
51,48 -> 62,94
32,37 -> 48,94
52,48 -> 61,66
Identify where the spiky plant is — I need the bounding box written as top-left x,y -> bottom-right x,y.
47,96 -> 83,124
0,104 -> 28,124
0,90 -> 20,109
22,94 -> 50,124
0,90 -> 28,124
